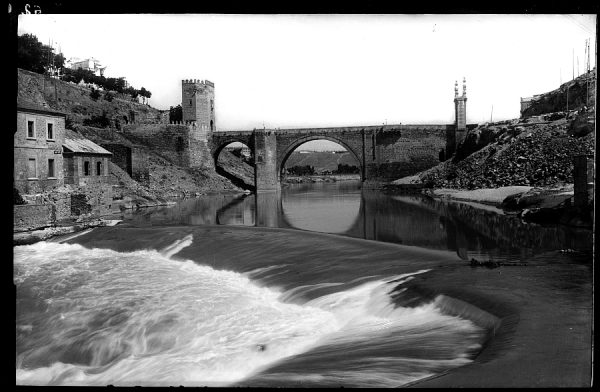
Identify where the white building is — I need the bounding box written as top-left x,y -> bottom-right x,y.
67,57 -> 107,77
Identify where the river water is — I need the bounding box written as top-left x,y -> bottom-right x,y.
15,180 -> 593,386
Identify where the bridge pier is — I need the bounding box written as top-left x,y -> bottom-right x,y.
254,129 -> 280,192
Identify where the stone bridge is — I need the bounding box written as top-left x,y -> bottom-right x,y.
211,123 -> 474,192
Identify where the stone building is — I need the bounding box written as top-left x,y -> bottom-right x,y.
15,101 -> 66,194
181,79 -> 216,131
62,129 -> 113,186
520,94 -> 542,117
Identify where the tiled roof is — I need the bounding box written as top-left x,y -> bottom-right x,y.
17,99 -> 66,117
63,129 -> 112,155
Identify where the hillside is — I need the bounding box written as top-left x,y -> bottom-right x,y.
17,68 -> 165,126
399,112 -> 594,190
17,68 -> 254,203
285,151 -> 359,173
522,67 -> 596,118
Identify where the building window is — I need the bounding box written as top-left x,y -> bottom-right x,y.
27,120 -> 35,139
84,161 -> 90,176
27,158 -> 37,179
96,161 -> 102,176
48,159 -> 55,178
47,123 -> 54,140
211,100 -> 214,111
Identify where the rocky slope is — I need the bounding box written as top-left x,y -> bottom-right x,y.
412,112 -> 594,190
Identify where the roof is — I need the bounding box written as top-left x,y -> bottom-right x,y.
63,129 -> 113,156
17,99 -> 67,117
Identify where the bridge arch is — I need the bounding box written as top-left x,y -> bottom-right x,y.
211,137 -> 255,167
278,135 -> 364,181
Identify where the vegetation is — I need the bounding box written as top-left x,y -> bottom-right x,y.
14,188 -> 26,205
169,105 -> 183,122
287,165 -> 316,176
333,163 -> 360,174
83,111 -> 111,128
17,33 -> 151,101
90,88 -> 101,100
17,33 -> 64,74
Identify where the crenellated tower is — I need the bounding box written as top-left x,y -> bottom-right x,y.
182,79 -> 216,132
180,79 -> 216,168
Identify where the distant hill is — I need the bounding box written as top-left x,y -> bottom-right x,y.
285,151 -> 359,173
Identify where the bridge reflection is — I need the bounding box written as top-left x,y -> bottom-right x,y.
126,184 -> 592,260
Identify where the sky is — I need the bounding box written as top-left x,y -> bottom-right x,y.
18,14 -> 596,151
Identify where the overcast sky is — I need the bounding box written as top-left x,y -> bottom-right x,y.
18,14 -> 596,150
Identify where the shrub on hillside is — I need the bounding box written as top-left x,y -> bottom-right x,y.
90,88 -> 101,100
83,111 -> 111,128
104,92 -> 115,102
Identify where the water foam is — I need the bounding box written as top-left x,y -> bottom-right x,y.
15,240 -> 341,386
16,241 -> 484,387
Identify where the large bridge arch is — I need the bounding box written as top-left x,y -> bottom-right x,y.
277,135 -> 365,181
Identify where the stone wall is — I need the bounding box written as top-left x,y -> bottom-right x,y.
14,183 -> 113,231
14,204 -> 54,232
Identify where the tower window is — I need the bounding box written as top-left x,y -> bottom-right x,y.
189,99 -> 192,106
96,161 -> 102,176
84,161 -> 90,176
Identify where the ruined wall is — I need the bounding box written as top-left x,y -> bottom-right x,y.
13,204 -> 54,232
14,183 -> 113,231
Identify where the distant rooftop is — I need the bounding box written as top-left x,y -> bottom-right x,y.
63,129 -> 112,155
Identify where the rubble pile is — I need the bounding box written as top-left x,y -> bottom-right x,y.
421,115 -> 594,190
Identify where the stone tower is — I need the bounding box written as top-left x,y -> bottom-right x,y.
454,77 -> 467,131
181,79 -> 216,169
181,79 -> 216,132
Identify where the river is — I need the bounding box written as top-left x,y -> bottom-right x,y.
15,180 -> 593,386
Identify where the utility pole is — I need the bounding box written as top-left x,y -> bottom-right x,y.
572,48 -> 575,80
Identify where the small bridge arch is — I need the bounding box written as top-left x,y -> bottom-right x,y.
211,134 -> 255,167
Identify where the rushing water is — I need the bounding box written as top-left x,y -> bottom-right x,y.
15,181 -> 593,386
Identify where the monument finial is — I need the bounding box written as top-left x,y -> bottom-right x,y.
454,80 -> 459,98
462,77 -> 467,97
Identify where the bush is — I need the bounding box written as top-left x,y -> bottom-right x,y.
83,111 -> 111,128
90,88 -> 101,100
104,92 -> 114,102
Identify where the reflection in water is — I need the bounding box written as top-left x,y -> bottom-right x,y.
123,181 -> 592,261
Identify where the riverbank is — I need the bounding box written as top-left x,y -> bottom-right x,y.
61,223 -> 592,387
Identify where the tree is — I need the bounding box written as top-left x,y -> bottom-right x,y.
169,105 -> 183,122
104,91 -> 114,102
139,87 -> 152,104
90,88 -> 101,100
17,34 -> 52,73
